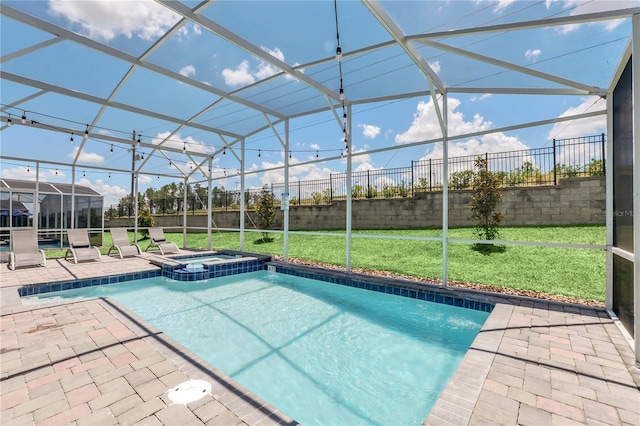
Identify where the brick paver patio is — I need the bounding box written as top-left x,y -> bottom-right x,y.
1,254 -> 639,425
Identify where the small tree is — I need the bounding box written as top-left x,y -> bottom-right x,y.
137,198 -> 155,239
469,157 -> 504,252
255,187 -> 276,243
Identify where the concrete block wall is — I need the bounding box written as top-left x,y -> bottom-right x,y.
106,176 -> 605,230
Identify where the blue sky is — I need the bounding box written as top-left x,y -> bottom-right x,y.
0,0 -> 635,206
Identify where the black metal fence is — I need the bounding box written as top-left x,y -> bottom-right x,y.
106,134 -> 605,216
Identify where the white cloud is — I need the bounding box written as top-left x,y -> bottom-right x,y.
548,0 -> 636,34
1,166 -> 63,181
395,97 -> 530,170
152,131 -> 215,155
396,97 -> 494,143
470,94 -> 492,102
547,96 -> 606,140
221,46 -> 297,87
68,147 -> 104,164
524,49 -> 542,61
48,0 -> 180,41
428,60 -> 441,75
77,177 -> 128,207
222,60 -> 255,86
310,143 -> 320,150
359,124 -> 381,139
179,65 -> 196,78
496,0 -> 516,12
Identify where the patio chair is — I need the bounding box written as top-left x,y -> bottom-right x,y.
145,227 -> 180,255
8,229 -> 46,270
65,229 -> 102,264
107,228 -> 142,259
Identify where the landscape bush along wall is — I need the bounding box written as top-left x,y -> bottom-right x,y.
106,176 -> 605,230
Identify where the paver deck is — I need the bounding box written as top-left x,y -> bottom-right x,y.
1,253 -> 639,425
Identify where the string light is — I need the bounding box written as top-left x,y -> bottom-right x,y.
183,142 -> 186,153
21,111 -> 26,124
334,0 -> 348,152
316,150 -> 319,158
84,124 -> 89,138
289,151 -> 292,159
110,144 -> 114,155
27,165 -> 30,173
7,114 -> 12,126
70,133 -> 74,144
137,135 -> 141,146
258,149 -> 261,159
82,170 -> 86,177
223,148 -> 226,156
108,172 -> 111,179
55,169 -> 59,176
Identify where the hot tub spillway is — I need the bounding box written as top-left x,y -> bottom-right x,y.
148,252 -> 268,282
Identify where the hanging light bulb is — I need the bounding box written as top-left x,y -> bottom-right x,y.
108,172 -> 111,179
289,151 -> 292,159
21,112 -> 26,124
183,142 -> 186,153
137,135 -> 141,146
157,175 -> 160,180
169,160 -> 172,167
27,165 -> 30,173
83,171 -> 86,178
258,149 -> 261,159
84,124 -> 89,138
340,149 -> 344,157
140,152 -> 144,160
223,148 -> 226,156
55,169 -> 59,176
110,144 -> 114,155
316,150 -> 319,158
70,133 -> 74,144
7,115 -> 12,126
336,46 -> 342,61
339,88 -> 344,101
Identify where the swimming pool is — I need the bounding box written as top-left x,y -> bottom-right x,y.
29,270 -> 489,425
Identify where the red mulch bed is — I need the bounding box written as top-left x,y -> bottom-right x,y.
274,256 -> 605,308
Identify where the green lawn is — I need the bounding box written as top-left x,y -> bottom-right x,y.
44,226 -> 606,303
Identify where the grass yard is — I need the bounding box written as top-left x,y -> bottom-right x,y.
44,225 -> 606,303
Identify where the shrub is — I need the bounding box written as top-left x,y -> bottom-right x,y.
255,187 -> 276,243
469,157 -> 504,252
311,192 -> 322,205
137,208 -> 155,238
352,184 -> 365,199
586,158 -> 604,176
556,163 -> 581,178
449,170 -> 476,190
322,188 -> 332,203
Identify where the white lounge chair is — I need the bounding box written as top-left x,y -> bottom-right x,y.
145,227 -> 180,255
65,229 -> 102,264
107,228 -> 142,258
8,229 -> 46,270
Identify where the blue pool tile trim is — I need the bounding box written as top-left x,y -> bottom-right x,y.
18,269 -> 163,297
18,254 -> 271,296
269,263 -> 494,313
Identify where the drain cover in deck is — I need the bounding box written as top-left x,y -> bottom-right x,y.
167,380 -> 212,405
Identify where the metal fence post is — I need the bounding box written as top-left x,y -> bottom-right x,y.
601,132 -> 606,175
329,173 -> 333,201
366,170 -> 370,198
553,138 -> 557,185
298,180 -> 301,205
411,160 -> 414,197
429,159 -> 432,191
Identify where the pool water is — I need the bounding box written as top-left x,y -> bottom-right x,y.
32,271 -> 489,425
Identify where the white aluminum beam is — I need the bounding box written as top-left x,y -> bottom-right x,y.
362,0 -> 446,94
0,5 -> 283,119
407,7 -> 640,40
157,0 -> 343,103
418,39 -> 604,95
